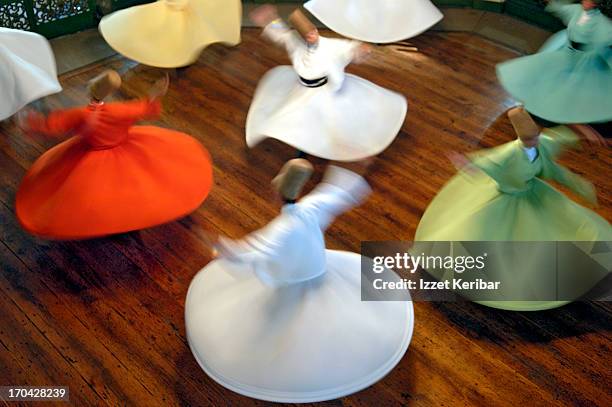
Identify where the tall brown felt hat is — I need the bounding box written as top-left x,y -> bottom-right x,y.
87,70 -> 122,101
288,9 -> 317,40
508,106 -> 540,139
272,158 -> 314,201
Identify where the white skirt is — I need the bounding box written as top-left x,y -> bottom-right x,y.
99,0 -> 241,68
0,28 -> 61,121
246,66 -> 407,161
304,0 -> 443,43
185,250 -> 414,403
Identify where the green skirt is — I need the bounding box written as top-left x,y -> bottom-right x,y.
414,171 -> 611,311
496,31 -> 612,124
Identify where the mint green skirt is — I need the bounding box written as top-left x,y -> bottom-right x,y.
497,31 -> 612,124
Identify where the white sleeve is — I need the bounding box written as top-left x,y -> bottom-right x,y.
297,166 -> 372,231
215,217 -> 292,264
334,38 -> 361,67
326,38 -> 361,91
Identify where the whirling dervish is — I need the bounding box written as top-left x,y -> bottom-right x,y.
414,107 -> 611,311
304,0 -> 443,43
16,70 -> 213,240
0,27 -> 62,121
185,159 -> 414,402
496,0 -> 612,124
246,5 -> 407,161
99,0 -> 242,68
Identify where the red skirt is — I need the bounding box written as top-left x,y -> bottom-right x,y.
16,126 -> 213,239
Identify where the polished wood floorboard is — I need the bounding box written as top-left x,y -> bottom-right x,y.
0,29 -> 610,406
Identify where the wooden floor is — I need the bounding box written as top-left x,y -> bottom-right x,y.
0,29 -> 610,406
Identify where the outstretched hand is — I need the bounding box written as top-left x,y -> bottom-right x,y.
567,124 -> 605,147
212,235 -> 245,259
15,108 -> 48,142
15,108 -> 41,133
249,4 -> 279,27
148,73 -> 169,100
582,130 -> 605,147
447,151 -> 477,173
353,43 -> 373,63
582,127 -> 605,147
15,109 -> 32,133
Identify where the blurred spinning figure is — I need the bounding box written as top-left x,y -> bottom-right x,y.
99,0 -> 242,68
497,0 -> 612,124
246,5 -> 407,161
415,107 -> 611,311
185,159 -> 414,402
16,71 -> 213,239
0,28 -> 61,121
304,0 -> 443,43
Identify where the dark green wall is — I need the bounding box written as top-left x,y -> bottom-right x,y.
0,0 -> 591,39
0,0 -> 155,38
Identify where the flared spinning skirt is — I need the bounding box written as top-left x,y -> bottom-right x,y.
16,126 -> 213,239
304,0 -> 443,43
246,66 -> 407,161
414,172 -> 611,310
0,28 -> 61,120
99,0 -> 241,67
185,250 -> 414,402
496,34 -> 612,123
